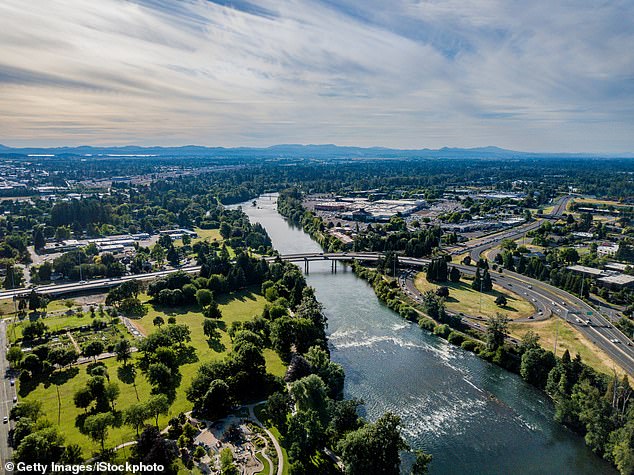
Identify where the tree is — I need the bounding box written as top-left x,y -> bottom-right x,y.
265,391 -> 291,434
287,409 -> 325,460
104,382 -> 120,412
203,299 -> 223,319
201,379 -> 231,421
435,286 -> 449,298
196,289 -> 213,308
471,268 -> 482,291
495,294 -> 507,307
13,427 -> 65,465
125,403 -> 150,436
33,227 -> 46,251
411,450 -> 433,474
153,316 -> 165,328
3,263 -> 24,289
83,412 -> 115,451
220,447 -> 239,475
338,412 -> 407,475
22,320 -> 48,341
115,339 -> 132,366
481,269 -> 493,292
449,267 -> 461,283
7,345 -> 23,368
521,348 -> 556,389
203,318 -> 220,340
82,340 -> 104,363
486,314 -> 509,351
73,387 -> 94,413
146,394 -> 170,427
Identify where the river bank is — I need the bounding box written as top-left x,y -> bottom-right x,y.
235,193 -> 616,475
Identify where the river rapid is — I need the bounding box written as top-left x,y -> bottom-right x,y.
234,194 -> 614,475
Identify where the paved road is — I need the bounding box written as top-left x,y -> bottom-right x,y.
403,263 -> 634,375
0,321 -> 15,468
443,195 -> 572,263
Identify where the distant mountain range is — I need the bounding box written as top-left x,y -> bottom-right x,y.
0,143 -> 631,159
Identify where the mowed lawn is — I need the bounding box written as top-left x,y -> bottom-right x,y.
414,273 -> 534,319
18,289 -> 285,457
509,317 -> 627,376
8,312 -> 112,342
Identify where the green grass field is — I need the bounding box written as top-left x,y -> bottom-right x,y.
509,317 -> 626,376
414,273 -> 534,319
17,289 -> 285,457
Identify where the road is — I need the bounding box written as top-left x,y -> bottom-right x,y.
443,195 -> 573,263
401,262 -> 634,375
2,240 -> 632,376
0,321 -> 15,468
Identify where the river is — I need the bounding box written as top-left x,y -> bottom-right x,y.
234,194 -> 614,475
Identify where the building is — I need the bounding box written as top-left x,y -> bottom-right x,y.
597,243 -> 619,256
597,274 -> 634,290
605,262 -> 630,272
566,265 -> 608,278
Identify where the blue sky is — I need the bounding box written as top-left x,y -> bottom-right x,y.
0,0 -> 633,152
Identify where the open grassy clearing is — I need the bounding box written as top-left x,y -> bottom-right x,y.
414,273 -> 534,319
509,317 -> 626,376
18,289 -> 284,457
570,198 -> 625,208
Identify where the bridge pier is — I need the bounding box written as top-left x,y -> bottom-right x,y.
304,258 -> 309,274
331,260 -> 337,274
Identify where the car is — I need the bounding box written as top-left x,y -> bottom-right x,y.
528,316 -> 534,319
2,416 -> 7,424
12,396 -> 17,403
528,284 -> 532,289
79,280 -> 88,284
10,379 -> 15,386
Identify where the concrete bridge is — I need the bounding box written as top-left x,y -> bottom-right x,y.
264,251 -> 430,273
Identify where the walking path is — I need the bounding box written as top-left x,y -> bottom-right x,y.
248,403 -> 284,475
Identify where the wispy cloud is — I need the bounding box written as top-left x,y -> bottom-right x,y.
0,0 -> 632,152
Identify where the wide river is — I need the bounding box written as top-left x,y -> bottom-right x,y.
235,194 -> 614,475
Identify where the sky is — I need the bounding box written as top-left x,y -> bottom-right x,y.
0,0 -> 633,152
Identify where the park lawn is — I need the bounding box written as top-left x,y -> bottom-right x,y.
193,227 -> 222,243
8,313 -> 131,344
541,205 -> 555,215
137,287 -> 283,375
414,273 -> 534,320
19,356 -> 158,457
18,289 -> 284,457
10,313 -> 90,340
508,317 -> 627,376
47,299 -> 78,312
0,298 -> 18,317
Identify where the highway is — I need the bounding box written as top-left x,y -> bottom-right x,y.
1,239 -> 632,378
0,321 -> 15,468
443,195 -> 573,263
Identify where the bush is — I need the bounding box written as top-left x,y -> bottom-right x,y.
460,339 -> 478,352
433,324 -> 451,339
418,318 -> 436,332
447,331 -> 465,346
